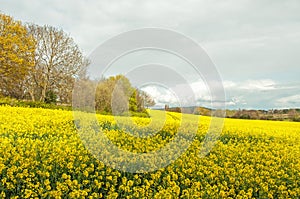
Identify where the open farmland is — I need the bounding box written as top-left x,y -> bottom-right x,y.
0,106 -> 299,198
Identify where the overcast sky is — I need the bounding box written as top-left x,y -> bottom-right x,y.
1,0 -> 300,109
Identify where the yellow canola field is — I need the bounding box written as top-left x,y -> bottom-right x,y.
0,106 -> 299,198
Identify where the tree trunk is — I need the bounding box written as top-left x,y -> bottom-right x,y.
29,90 -> 35,101
40,84 -> 47,102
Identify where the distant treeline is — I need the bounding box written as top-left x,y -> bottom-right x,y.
226,108 -> 300,122
164,106 -> 300,122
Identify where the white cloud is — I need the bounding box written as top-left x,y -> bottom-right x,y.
223,79 -> 300,109
1,0 -> 300,109
223,80 -> 236,88
190,81 -> 211,101
141,78 -> 299,109
239,79 -> 276,91
275,95 -> 300,108
141,85 -> 180,108
228,96 -> 247,106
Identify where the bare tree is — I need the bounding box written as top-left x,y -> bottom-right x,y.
25,24 -> 88,103
138,90 -> 155,109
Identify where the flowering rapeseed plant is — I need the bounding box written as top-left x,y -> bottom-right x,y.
0,106 -> 299,198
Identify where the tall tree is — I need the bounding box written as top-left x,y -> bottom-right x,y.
0,13 -> 35,98
96,75 -> 133,113
95,75 -> 155,114
26,24 -> 88,103
137,90 -> 155,109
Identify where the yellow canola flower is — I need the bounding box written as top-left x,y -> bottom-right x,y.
0,106 -> 299,198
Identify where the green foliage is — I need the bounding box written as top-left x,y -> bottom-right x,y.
0,97 -> 71,110
129,89 -> 138,112
293,117 -> 300,122
45,90 -> 57,104
95,75 -> 154,117
129,110 -> 150,118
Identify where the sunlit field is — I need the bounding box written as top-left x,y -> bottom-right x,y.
0,106 -> 299,198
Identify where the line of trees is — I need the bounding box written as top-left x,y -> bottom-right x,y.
0,13 -> 88,104
0,13 -> 155,114
227,108 -> 300,122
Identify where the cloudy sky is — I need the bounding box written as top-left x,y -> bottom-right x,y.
1,0 -> 300,109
